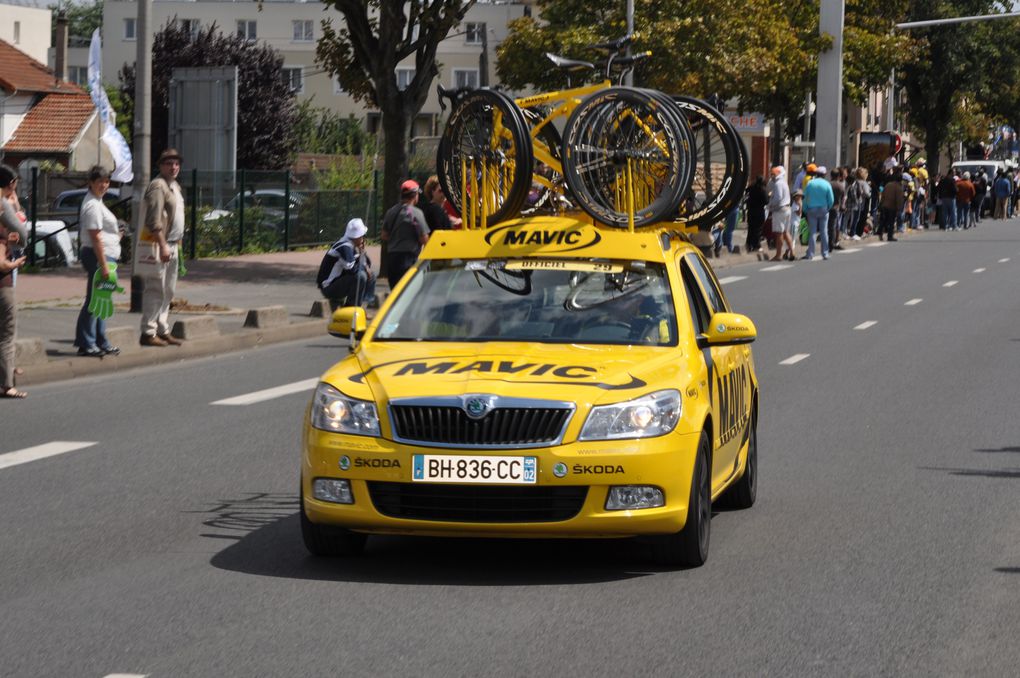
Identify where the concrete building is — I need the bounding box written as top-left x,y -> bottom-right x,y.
101,0 -> 530,138
0,0 -> 52,65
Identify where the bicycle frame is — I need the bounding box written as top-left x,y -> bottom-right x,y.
515,81 -> 610,174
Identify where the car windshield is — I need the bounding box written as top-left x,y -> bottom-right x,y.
375,258 -> 678,346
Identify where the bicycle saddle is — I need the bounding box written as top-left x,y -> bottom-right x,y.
545,53 -> 595,72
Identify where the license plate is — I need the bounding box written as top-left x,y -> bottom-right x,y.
412,454 -> 537,484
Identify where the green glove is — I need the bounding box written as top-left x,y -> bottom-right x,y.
88,262 -> 125,320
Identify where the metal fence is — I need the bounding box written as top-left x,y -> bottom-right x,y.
19,167 -> 434,267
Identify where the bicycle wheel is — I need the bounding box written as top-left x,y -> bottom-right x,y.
437,89 -> 533,228
561,87 -> 692,228
671,95 -> 749,229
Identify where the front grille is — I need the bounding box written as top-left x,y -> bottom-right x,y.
390,406 -> 570,446
368,482 -> 588,523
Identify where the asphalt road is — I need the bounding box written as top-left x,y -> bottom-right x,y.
2,222 -> 1019,677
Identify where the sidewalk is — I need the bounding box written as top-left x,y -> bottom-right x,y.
12,238 -> 762,387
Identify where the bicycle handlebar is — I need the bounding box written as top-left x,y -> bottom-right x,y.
587,34 -> 632,52
437,84 -> 475,112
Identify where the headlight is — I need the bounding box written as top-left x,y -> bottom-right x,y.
578,389 -> 681,441
310,383 -> 380,436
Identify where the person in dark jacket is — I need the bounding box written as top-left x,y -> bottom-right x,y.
879,171 -> 906,241
317,218 -> 376,310
937,172 -> 958,229
744,175 -> 769,253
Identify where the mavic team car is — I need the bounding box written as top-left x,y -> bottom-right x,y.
301,216 -> 758,567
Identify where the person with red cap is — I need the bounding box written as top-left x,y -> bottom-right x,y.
381,179 -> 430,289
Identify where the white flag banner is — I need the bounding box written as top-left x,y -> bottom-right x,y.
88,29 -> 133,182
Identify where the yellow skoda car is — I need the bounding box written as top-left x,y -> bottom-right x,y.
301,216 -> 758,567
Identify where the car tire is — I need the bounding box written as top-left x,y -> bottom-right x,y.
651,432 -> 711,567
721,413 -> 757,510
300,485 -> 367,557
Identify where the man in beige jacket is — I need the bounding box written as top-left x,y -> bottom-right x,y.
138,148 -> 186,346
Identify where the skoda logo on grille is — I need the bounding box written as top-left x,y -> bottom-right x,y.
463,396 -> 494,420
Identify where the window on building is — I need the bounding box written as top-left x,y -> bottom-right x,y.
452,68 -> 478,90
13,21 -> 19,44
283,67 -> 304,94
293,20 -> 313,42
124,18 -> 137,41
396,68 -> 415,91
179,19 -> 200,40
465,22 -> 484,45
236,20 -> 257,42
68,66 -> 88,86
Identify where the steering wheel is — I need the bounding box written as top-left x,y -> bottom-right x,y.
563,271 -> 650,310
476,268 -> 532,296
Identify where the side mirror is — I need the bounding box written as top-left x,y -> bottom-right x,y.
328,307 -> 367,344
698,312 -> 756,348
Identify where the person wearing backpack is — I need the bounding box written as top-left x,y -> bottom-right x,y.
380,180 -> 430,290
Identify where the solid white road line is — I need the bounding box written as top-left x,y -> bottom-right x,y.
973,268 -> 986,273
0,442 -> 97,472
943,280 -> 958,287
854,321 -> 878,330
905,298 -> 923,306
760,264 -> 792,271
999,258 -> 1011,263
779,354 -> 810,365
103,674 -> 148,678
839,247 -> 862,253
866,242 -> 888,247
718,276 -> 748,285
212,378 -> 319,406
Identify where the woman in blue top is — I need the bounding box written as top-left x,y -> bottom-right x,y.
802,166 -> 835,260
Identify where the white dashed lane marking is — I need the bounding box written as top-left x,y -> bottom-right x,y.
760,264 -> 792,271
718,276 -> 747,285
779,354 -> 810,365
973,268 -> 986,273
212,378 -> 319,406
0,442 -> 97,472
866,242 -> 888,248
838,247 -> 862,253
999,258 -> 1011,263
905,298 -> 923,306
854,321 -> 878,330
943,280 -> 958,288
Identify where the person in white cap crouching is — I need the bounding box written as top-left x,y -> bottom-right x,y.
317,218 -> 376,310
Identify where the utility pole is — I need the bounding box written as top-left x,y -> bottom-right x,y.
815,0 -> 845,169
479,23 -> 488,87
130,0 -> 152,312
625,0 -> 634,86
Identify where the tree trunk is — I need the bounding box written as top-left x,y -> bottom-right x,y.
925,129 -> 942,178
377,101 -> 415,278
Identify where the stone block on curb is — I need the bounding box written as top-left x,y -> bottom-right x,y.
104,326 -> 140,353
171,315 -> 220,340
309,300 -> 331,318
244,305 -> 289,328
14,338 -> 47,365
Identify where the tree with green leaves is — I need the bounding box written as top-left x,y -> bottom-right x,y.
497,0 -> 913,160
50,0 -> 103,39
315,0 -> 475,210
897,1 -> 1007,175
119,21 -> 297,169
292,99 -> 370,155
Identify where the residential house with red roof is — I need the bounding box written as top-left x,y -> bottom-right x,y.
0,39 -> 113,171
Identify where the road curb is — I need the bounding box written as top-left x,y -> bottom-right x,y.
17,318 -> 328,387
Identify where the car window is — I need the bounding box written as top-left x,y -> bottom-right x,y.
679,258 -> 711,335
57,192 -> 85,210
260,195 -> 286,209
685,254 -> 729,314
375,259 -> 678,346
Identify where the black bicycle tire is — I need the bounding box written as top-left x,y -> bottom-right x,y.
561,87 -> 689,228
436,89 -> 533,227
671,95 -> 749,228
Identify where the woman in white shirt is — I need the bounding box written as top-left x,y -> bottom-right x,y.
74,166 -> 122,357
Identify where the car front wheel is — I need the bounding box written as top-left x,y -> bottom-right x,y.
651,432 -> 711,567
300,485 -> 367,557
